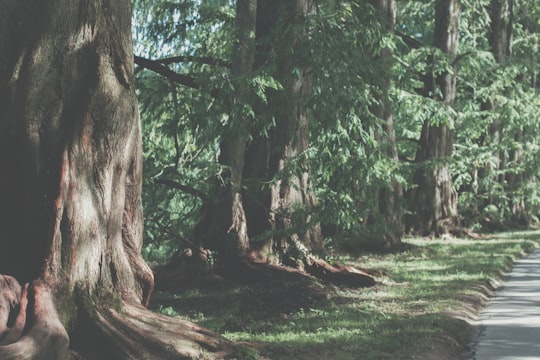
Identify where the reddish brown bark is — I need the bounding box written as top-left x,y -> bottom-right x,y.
0,1 -> 231,358
0,278 -> 69,359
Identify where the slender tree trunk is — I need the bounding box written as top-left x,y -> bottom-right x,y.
488,0 -> 528,225
0,1 -> 231,358
194,0 -> 257,259
366,0 -> 403,249
406,0 -> 461,237
219,0 -> 257,256
490,0 -> 513,64
488,0 -> 513,182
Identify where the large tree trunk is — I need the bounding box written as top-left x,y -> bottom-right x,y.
198,0 -> 324,262
406,0 -> 461,237
0,1 -> 231,358
365,0 -> 403,249
240,0 -> 374,286
244,0 -> 325,260
187,0 -> 375,288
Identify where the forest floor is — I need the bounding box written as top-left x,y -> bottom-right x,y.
150,230 -> 540,360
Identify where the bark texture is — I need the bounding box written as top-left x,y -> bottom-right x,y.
245,0 -> 325,260
489,0 -> 513,64
406,0 -> 461,237
0,1 -> 230,358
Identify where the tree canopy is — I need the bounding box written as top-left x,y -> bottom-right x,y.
134,0 -> 540,261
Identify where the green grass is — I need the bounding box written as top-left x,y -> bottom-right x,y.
150,230 -> 540,360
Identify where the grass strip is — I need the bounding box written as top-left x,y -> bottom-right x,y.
151,229 -> 540,360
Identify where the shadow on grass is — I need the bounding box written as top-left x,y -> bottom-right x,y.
149,230 -> 540,360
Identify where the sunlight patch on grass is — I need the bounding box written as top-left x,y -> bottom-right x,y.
151,229 -> 540,360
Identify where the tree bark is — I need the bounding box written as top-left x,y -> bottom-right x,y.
490,0 -> 513,64
487,0 -> 513,180
243,0 -> 325,260
406,0 -> 461,237
0,1 -> 231,358
193,0 -> 257,259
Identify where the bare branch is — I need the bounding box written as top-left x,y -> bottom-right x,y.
396,30 -> 424,49
158,55 -> 231,68
134,55 -> 200,89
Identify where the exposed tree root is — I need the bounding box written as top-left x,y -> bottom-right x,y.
221,255 -> 377,288
0,275 -> 21,342
74,300 -> 233,359
153,248 -> 229,292
429,219 -> 488,240
303,257 -> 377,287
154,251 -> 376,291
0,276 -> 70,360
0,274 -> 233,360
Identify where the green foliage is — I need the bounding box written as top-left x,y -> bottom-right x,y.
450,0 -> 540,229
133,0 -> 237,263
133,0 -> 540,262
307,1 -> 408,245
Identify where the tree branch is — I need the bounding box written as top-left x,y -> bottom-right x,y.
134,55 -> 200,89
158,55 -> 231,68
155,179 -> 208,202
396,30 -> 424,49
134,55 -> 222,98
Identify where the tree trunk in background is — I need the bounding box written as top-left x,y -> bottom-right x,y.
490,0 -> 513,64
366,0 -> 403,250
488,0 -> 528,225
406,0 -> 461,237
487,0 -> 512,180
244,0 -> 324,263
186,0 -> 374,288
200,0 -> 257,258
0,1 -> 230,358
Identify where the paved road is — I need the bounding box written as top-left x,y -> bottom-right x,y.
471,248 -> 540,360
